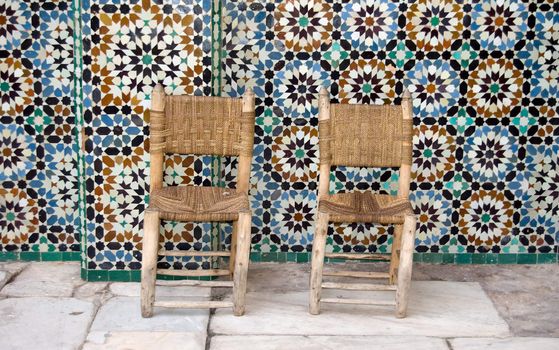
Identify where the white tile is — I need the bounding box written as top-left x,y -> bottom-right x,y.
0,297 -> 95,350
83,331 -> 205,350
88,296 -> 210,341
74,282 -> 110,298
211,281 -> 510,338
210,335 -> 449,350
0,262 -> 82,297
451,337 -> 559,350
0,271 -> 7,290
0,262 -> 29,276
110,282 -> 211,298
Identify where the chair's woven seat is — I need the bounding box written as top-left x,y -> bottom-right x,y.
149,186 -> 250,222
319,192 -> 413,224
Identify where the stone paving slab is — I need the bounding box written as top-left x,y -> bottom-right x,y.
74,282 -> 110,299
210,335 -> 449,350
414,264 -> 559,337
83,331 -> 206,350
87,296 -> 209,343
0,297 -> 95,350
451,337 -> 559,350
0,262 -> 28,290
0,262 -> 28,276
0,262 -> 82,297
0,271 -> 7,291
110,282 -> 211,298
211,281 -> 510,338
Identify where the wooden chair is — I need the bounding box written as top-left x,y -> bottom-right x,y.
309,87 -> 416,318
141,84 -> 255,317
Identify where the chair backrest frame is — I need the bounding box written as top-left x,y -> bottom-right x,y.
149,84 -> 255,194
317,87 -> 413,201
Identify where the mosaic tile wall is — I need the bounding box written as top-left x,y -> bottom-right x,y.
5,0 -> 556,270
219,0 -> 558,259
80,0 -> 218,270
0,1 -> 80,255
83,0 -> 558,272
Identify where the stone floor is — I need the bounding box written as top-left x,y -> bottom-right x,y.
0,262 -> 558,350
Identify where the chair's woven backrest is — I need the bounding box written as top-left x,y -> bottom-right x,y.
151,95 -> 254,157
320,102 -> 413,168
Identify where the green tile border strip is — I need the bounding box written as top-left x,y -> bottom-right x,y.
0,252 -> 559,266
76,252 -> 558,281
255,252 -> 559,265
81,269 -> 218,282
412,253 -> 558,264
0,252 -> 81,262
79,252 -> 558,282
115,251 -> 559,267
257,252 -> 559,265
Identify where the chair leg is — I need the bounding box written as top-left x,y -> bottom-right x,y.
389,224 -> 403,285
228,221 -> 239,278
395,214 -> 416,318
141,210 -> 160,318
309,212 -> 329,315
232,212 -> 252,316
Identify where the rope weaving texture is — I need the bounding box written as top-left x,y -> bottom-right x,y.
149,186 -> 250,222
319,192 -> 414,224
161,95 -> 254,156
318,119 -> 332,165
147,90 -> 254,222
322,104 -> 412,167
149,110 -> 168,152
